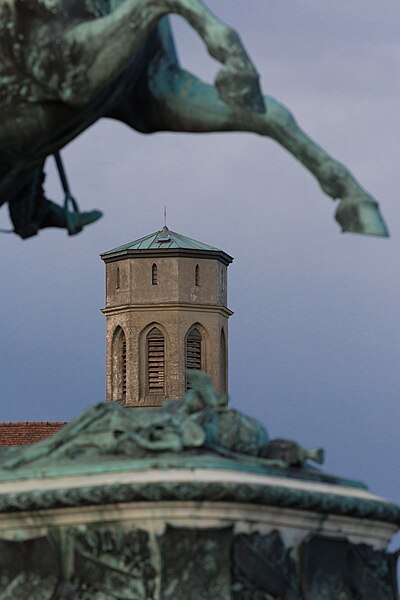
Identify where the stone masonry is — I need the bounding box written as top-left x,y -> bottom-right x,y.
101,226 -> 233,406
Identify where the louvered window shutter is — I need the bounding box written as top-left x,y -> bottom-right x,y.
186,329 -> 202,389
147,328 -> 165,393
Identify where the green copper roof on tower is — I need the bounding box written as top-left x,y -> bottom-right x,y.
102,226 -> 223,255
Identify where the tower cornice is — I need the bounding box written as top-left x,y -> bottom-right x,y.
102,303 -> 234,318
101,248 -> 233,267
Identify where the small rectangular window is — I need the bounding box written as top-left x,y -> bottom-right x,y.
152,264 -> 158,285
116,266 -> 120,290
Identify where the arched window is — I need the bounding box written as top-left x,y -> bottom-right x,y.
220,329 -> 227,393
195,264 -> 200,286
116,266 -> 120,290
112,327 -> 127,402
147,327 -> 165,393
152,263 -> 158,285
186,328 -> 202,390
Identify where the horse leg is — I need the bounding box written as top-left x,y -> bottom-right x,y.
142,66 -> 388,237
58,0 -> 263,113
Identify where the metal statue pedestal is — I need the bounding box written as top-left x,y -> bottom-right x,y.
0,378 -> 398,598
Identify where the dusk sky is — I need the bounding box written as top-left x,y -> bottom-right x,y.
1,0 -> 400,523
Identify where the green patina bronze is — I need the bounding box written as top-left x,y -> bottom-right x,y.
0,525 -> 397,598
0,0 -> 389,239
1,372 -> 399,526
1,478 -> 400,525
0,373 -> 399,597
0,371 -> 323,478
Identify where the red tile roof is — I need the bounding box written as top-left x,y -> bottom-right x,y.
0,422 -> 66,447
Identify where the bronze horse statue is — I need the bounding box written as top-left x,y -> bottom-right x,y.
0,0 -> 389,238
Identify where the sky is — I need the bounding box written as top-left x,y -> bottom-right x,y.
1,1 -> 400,519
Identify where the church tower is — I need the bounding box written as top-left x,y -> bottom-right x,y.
101,226 -> 233,406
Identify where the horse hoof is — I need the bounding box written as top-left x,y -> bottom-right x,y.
215,67 -> 265,114
335,198 -> 389,238
67,209 -> 103,236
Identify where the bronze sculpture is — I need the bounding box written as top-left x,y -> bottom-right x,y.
0,0 -> 389,238
0,371 -> 398,598
1,371 -> 322,469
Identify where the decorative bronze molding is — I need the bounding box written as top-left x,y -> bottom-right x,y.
0,480 -> 399,525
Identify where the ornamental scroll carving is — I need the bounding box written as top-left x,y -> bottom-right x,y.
0,537 -> 58,599
231,531 -> 300,600
300,534 -> 398,600
70,527 -> 157,599
0,527 -> 397,599
0,527 -> 157,600
160,525 -> 232,600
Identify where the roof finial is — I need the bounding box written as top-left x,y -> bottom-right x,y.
164,205 -> 167,228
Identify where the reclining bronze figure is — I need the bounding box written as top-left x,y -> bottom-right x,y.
0,0 -> 389,238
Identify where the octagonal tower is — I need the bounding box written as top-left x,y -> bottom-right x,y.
101,226 -> 233,406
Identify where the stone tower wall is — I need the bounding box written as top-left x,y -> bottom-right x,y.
103,253 -> 231,406
105,256 -> 227,307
